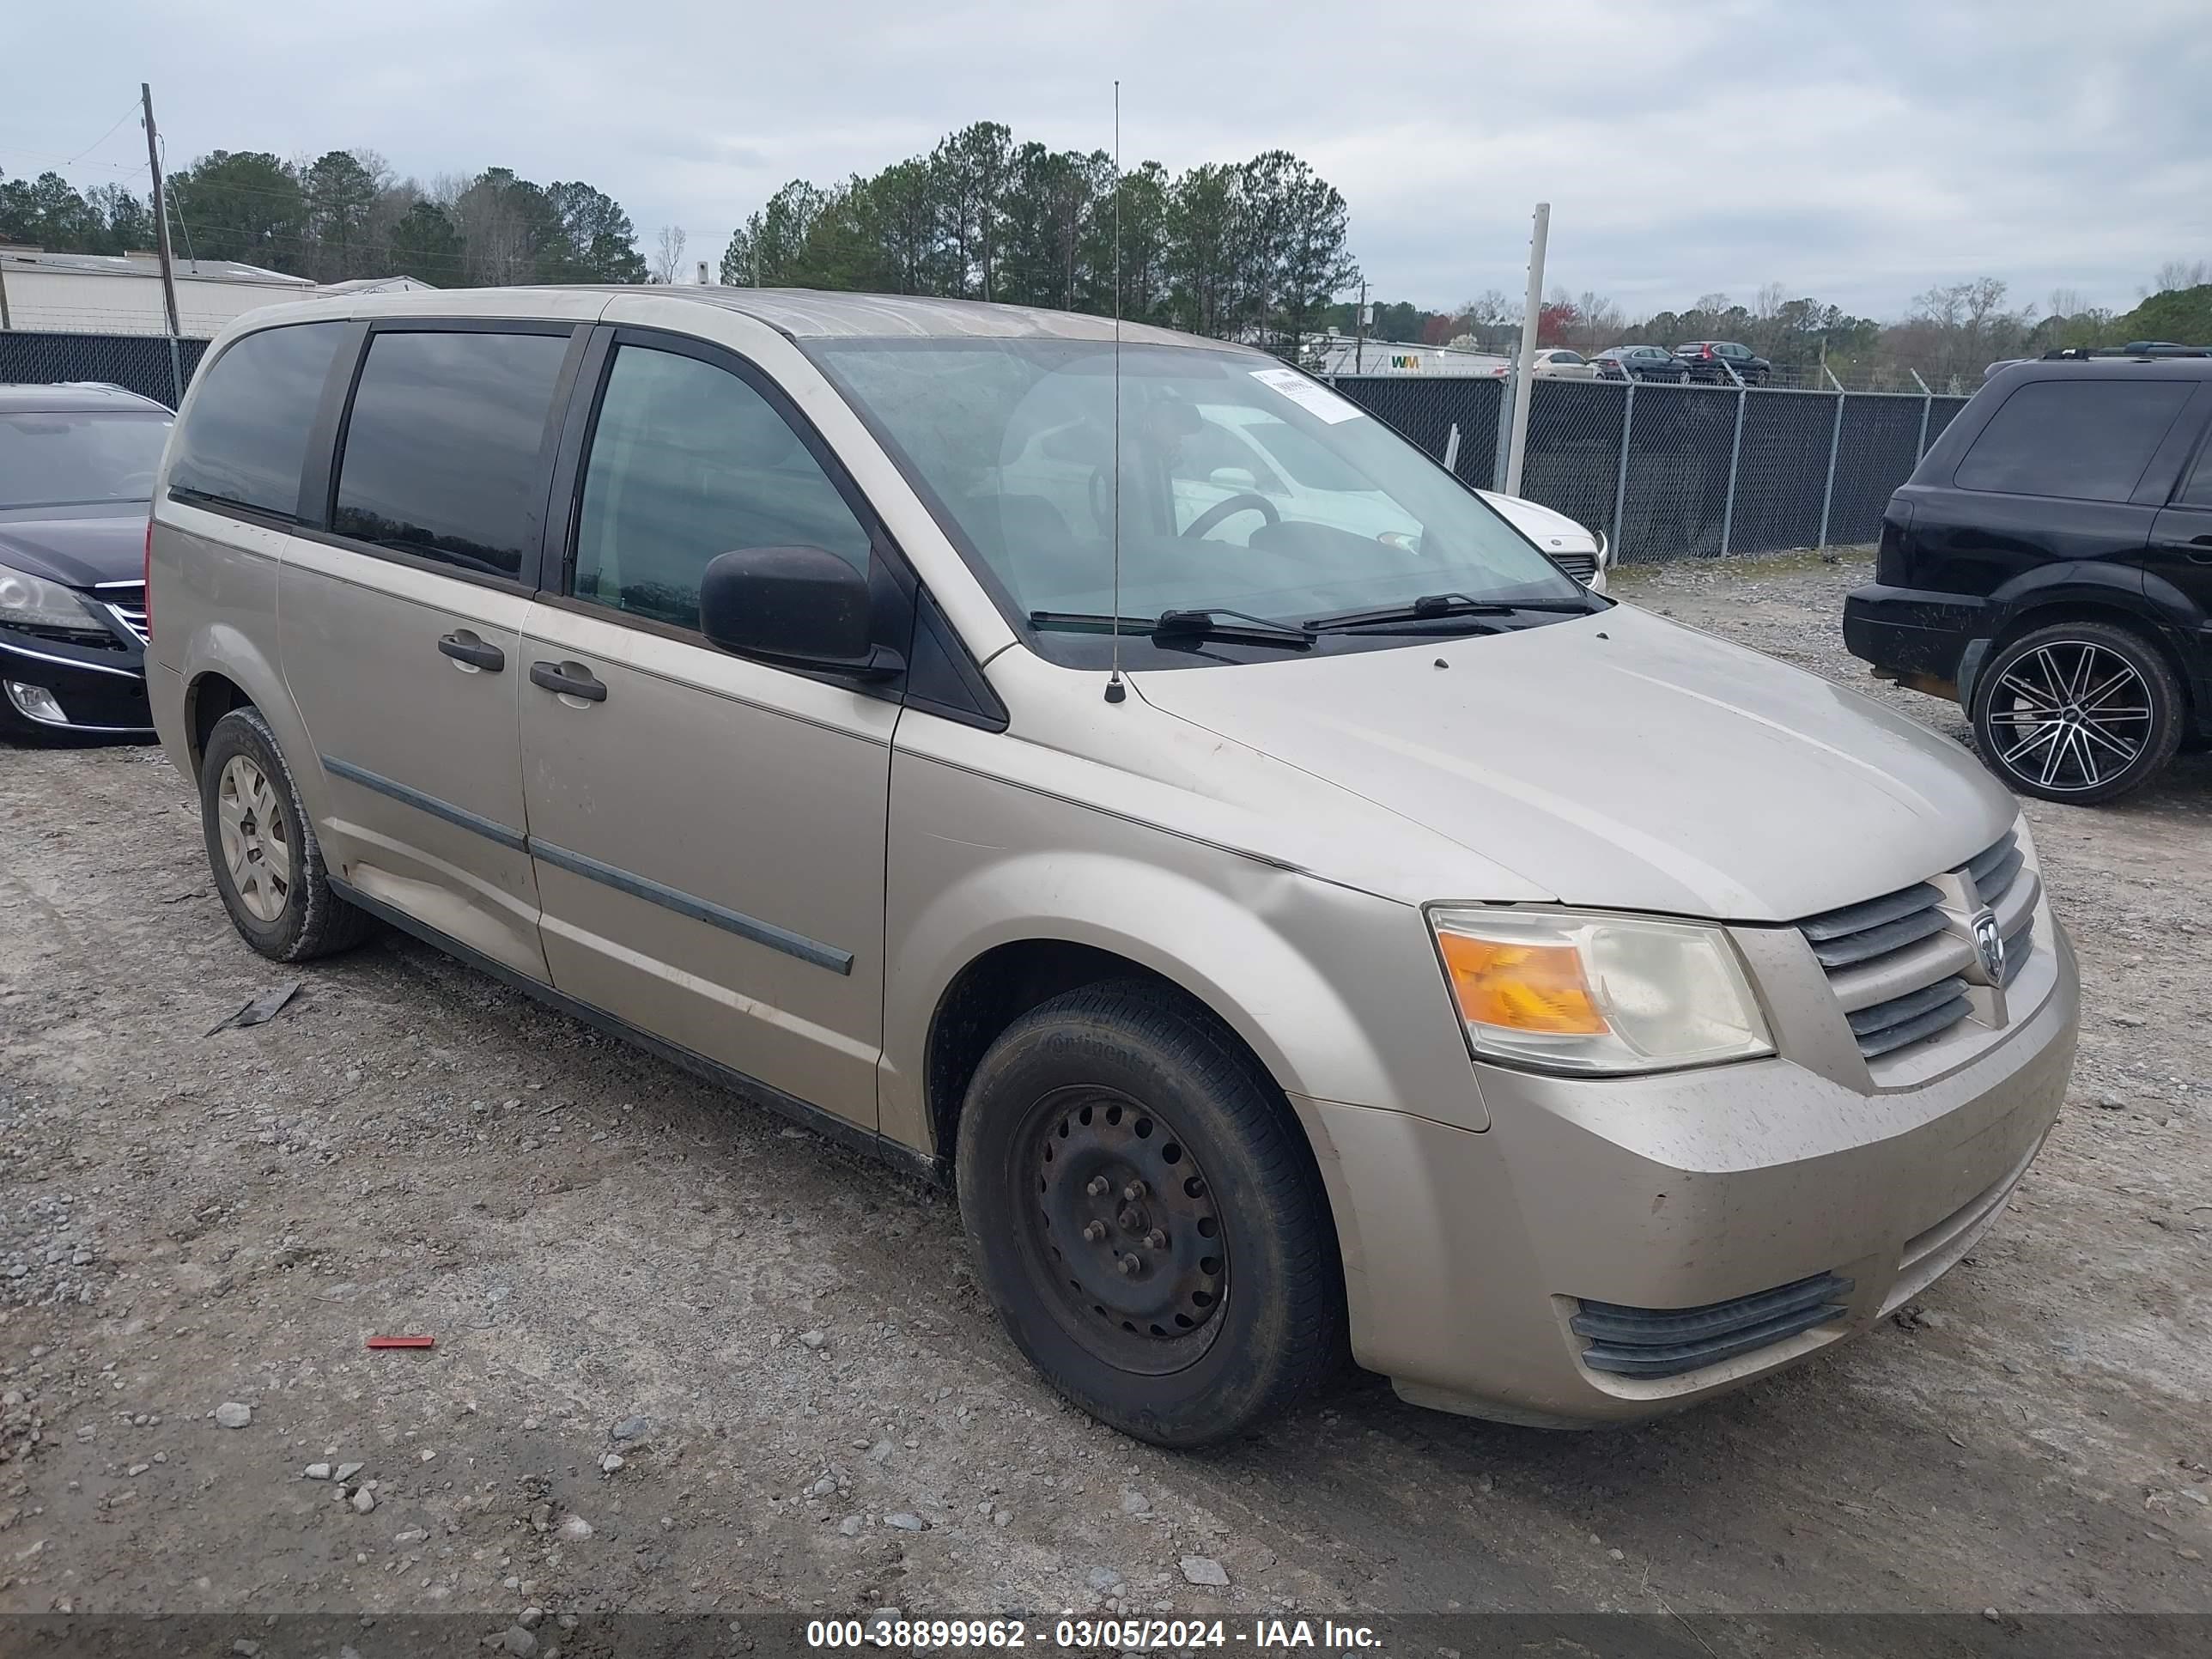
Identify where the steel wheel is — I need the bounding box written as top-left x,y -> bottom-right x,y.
1016,1086 -> 1228,1376
1981,639 -> 2152,795
215,754 -> 293,924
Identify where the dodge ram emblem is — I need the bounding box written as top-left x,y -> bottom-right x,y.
1971,909 -> 2006,981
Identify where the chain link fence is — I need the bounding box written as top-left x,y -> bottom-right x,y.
1329,372 -> 1975,562
1,329 -> 204,407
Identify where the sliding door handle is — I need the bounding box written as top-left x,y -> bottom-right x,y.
530,660 -> 607,702
437,630 -> 506,672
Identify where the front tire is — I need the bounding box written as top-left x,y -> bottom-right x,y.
1969,621 -> 2183,805
955,982 -> 1345,1447
199,707 -> 374,960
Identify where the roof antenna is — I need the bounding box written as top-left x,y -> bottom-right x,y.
1103,79 -> 1127,706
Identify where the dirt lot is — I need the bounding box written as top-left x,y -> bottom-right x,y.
1,552 -> 2208,1641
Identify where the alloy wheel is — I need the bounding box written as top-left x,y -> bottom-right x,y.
1983,640 -> 2152,794
216,755 -> 293,923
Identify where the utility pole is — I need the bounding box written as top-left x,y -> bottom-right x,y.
1503,201 -> 1549,498
1354,278 -> 1367,374
141,82 -> 185,404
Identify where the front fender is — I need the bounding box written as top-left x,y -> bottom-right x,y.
880,748 -> 1489,1151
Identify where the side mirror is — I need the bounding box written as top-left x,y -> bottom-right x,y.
698,546 -> 898,679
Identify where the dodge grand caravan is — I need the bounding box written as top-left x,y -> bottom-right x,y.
148,289 -> 2078,1446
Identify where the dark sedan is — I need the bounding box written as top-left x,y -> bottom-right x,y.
1592,345 -> 1691,383
0,383 -> 170,738
1674,340 -> 1771,386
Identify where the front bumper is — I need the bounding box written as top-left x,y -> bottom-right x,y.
0,626 -> 152,734
1304,920 -> 2076,1427
1842,583 -> 1991,691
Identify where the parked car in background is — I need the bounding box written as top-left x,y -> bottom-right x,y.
0,382 -> 167,738
1097,401 -> 1614,592
1528,348 -> 1596,380
1480,491 -> 1611,589
1593,345 -> 1691,383
151,289 -> 2073,1446
1674,341 -> 1772,386
1844,355 -> 2212,804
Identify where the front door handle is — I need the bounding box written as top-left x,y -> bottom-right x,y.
438,630 -> 506,672
530,659 -> 607,702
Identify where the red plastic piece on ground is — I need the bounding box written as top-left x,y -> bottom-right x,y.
366,1335 -> 435,1350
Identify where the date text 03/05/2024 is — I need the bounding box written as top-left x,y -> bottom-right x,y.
805,1617 -> 1382,1650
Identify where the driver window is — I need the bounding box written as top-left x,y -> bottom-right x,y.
573,344 -> 872,632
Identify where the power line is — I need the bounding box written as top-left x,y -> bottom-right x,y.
67,100 -> 145,166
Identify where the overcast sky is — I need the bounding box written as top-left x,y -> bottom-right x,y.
5,0 -> 2208,319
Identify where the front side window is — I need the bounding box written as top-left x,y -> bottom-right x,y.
332,329 -> 571,578
572,344 -> 872,632
0,411 -> 172,509
812,338 -> 1589,668
1955,380 -> 2194,503
167,321 -> 348,519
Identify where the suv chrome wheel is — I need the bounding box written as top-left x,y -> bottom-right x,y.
1971,621 -> 2184,805
216,754 -> 292,922
1982,640 -> 2149,794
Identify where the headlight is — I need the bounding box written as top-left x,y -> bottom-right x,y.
1594,529 -> 1612,568
0,560 -> 103,635
1427,907 -> 1772,1075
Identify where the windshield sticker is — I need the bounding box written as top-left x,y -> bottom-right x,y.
1249,367 -> 1365,425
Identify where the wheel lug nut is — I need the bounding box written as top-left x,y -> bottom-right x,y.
1085,1176 -> 1110,1197
1083,1220 -> 1107,1243
1117,1254 -> 1140,1276
1144,1229 -> 1167,1250
1122,1180 -> 1146,1201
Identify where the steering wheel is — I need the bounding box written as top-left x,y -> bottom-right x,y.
1182,492 -> 1280,540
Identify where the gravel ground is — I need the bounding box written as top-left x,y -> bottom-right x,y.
0,550 -> 2208,1636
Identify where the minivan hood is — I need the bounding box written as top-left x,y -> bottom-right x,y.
0,507 -> 148,588
1132,604 -> 2016,921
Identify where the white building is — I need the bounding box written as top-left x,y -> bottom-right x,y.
0,249 -> 433,337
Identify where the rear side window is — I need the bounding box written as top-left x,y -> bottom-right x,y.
1955,380 -> 2194,502
167,322 -> 347,520
2181,434 -> 2212,507
333,329 -> 570,579
571,343 -> 872,632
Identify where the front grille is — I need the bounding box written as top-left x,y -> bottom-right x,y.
1553,550 -> 1599,584
92,581 -> 149,646
1571,1272 -> 1853,1377
1796,830 -> 2038,1061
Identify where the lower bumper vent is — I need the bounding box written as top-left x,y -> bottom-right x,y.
1571,1272 -> 1853,1377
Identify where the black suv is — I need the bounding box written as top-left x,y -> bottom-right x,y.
1844,356 -> 2212,804
1673,340 -> 1771,386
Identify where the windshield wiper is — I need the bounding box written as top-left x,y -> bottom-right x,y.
1303,592 -> 1599,631
1030,609 -> 1316,650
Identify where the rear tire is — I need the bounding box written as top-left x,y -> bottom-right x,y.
955,981 -> 1345,1447
199,707 -> 375,961
1968,621 -> 2183,805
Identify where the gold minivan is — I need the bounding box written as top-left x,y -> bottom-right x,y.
148,288 -> 2077,1446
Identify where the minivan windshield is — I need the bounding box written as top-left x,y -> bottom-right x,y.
812,338 -> 1594,666
0,411 -> 173,510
